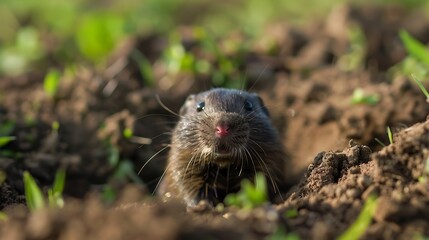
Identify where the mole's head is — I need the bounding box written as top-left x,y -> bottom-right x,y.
174,88 -> 274,167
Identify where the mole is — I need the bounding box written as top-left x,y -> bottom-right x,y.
157,88 -> 287,207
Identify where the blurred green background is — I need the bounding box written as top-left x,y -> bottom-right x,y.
0,0 -> 428,76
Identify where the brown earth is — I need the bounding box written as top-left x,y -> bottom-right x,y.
1,4 -> 429,240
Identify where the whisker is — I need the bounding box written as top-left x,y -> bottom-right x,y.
134,113 -> 179,122
238,148 -> 244,176
226,165 -> 230,193
156,94 -> 180,117
243,147 -> 257,177
240,68 -> 248,91
153,164 -> 170,195
248,139 -> 267,156
214,166 -> 220,199
149,131 -> 173,141
185,146 -> 202,177
138,145 -> 170,175
248,147 -> 282,198
248,63 -> 268,92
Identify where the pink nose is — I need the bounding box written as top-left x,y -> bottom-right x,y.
215,125 -> 230,137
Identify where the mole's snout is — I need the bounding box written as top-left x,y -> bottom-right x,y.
215,124 -> 230,137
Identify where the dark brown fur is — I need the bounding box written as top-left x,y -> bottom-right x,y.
158,88 -> 287,207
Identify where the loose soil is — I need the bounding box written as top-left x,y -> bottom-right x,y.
2,4 -> 429,240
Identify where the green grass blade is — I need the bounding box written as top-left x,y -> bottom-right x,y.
399,30 -> 429,66
252,172 -> 268,204
411,75 -> 429,99
0,121 -> 15,136
108,146 -> 120,166
0,212 -> 8,221
43,69 -> 61,97
52,169 -> 66,195
123,128 -> 133,139
0,136 -> 16,147
374,138 -> 386,147
387,127 -> 393,145
268,226 -> 301,240
48,169 -> 66,208
130,50 -> 154,87
351,88 -> 379,106
23,171 -> 45,211
337,195 -> 378,240
224,172 -> 268,209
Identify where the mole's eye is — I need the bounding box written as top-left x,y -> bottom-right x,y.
196,101 -> 205,112
244,100 -> 253,111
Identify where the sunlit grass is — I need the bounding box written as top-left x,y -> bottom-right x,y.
1,0 -> 428,74
391,30 -> 429,80
24,169 -> 66,211
412,75 -> 429,101
351,88 -> 379,105
224,173 -> 268,209
43,69 -> 61,97
400,30 -> 429,66
268,226 -> 301,240
0,212 -> 8,221
386,126 -> 393,145
338,195 -> 378,240
23,171 -> 46,211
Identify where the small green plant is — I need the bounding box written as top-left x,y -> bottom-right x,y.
337,194 -> 378,240
391,57 -> 429,81
224,172 -> 268,209
101,185 -> 117,204
412,75 -> 429,101
0,170 -> 6,185
387,126 -> 393,145
0,212 -> 8,221
0,27 -> 44,76
267,226 -> 301,240
351,88 -> 379,105
52,121 -> 60,132
162,28 -> 244,89
107,146 -> 142,180
112,159 -> 143,185
43,69 -> 61,97
0,121 -> 15,136
399,30 -> 429,66
107,145 -> 120,166
130,50 -> 155,87
337,25 -> 366,72
102,146 -> 143,204
47,169 -> 66,208
284,208 -> 299,218
390,30 -> 429,80
164,40 -> 197,74
23,171 -> 45,211
122,128 -> 133,139
0,136 -> 16,147
75,12 -> 127,63
373,127 -> 394,147
23,169 -> 66,211
0,121 -> 16,147
413,233 -> 429,240
374,138 -> 386,148
418,156 -> 429,183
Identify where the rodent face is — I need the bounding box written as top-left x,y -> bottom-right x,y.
174,88 -> 273,167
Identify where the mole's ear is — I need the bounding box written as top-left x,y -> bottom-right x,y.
179,94 -> 195,116
254,94 -> 270,117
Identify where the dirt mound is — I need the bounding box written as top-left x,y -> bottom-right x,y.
279,118 -> 429,239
